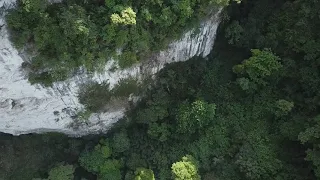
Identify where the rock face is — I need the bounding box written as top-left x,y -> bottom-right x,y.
0,0 -> 221,136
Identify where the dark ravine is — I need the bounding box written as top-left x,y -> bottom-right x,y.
0,132 -> 94,179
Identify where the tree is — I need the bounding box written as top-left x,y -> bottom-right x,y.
99,159 -> 122,180
7,0 -> 219,86
135,90 -> 170,124
225,21 -> 243,45
299,115 -> 320,178
159,7 -> 176,27
48,164 -> 74,180
79,139 -> 112,173
78,82 -> 112,112
173,0 -> 194,25
176,100 -> 216,133
111,7 -> 136,25
171,155 -> 201,180
112,130 -> 130,153
235,140 -> 282,180
134,168 -> 155,180
147,122 -> 171,142
142,9 -> 152,21
126,153 -> 148,170
118,51 -> 138,68
274,99 -> 294,116
105,0 -> 116,9
22,0 -> 47,12
79,139 -> 122,180
233,49 -> 282,85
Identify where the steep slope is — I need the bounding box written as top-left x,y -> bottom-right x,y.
0,0 -> 221,136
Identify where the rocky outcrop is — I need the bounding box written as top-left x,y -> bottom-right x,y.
0,0 -> 221,136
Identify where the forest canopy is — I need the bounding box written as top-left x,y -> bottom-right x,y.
70,0 -> 320,179
2,0 -> 320,180
6,0 -> 227,85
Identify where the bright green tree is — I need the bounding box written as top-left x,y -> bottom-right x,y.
233,49 -> 282,85
111,7 -> 136,25
134,168 -> 155,180
171,155 -> 201,180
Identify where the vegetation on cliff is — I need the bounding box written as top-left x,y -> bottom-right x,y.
6,0 -> 226,85
1,0 -> 320,179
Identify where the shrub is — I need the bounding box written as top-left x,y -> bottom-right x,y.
118,51 -> 138,69
112,77 -> 139,97
78,82 -> 112,112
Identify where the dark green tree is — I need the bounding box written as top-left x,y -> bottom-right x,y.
112,130 -> 131,153
48,164 -> 74,180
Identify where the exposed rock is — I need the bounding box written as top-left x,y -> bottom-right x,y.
0,0 -> 221,136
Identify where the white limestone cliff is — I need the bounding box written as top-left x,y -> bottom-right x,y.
0,0 -> 221,136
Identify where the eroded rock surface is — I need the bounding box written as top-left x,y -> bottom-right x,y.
0,0 -> 221,136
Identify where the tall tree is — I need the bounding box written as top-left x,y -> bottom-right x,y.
171,155 -> 201,180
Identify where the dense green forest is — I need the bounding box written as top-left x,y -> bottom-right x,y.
6,0 -> 225,85
2,0 -> 320,179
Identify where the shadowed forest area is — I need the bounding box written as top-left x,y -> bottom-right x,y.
1,0 -> 320,179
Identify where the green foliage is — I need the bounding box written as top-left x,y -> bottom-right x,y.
112,77 -> 139,97
4,1 -> 320,180
126,153 -> 148,170
118,51 -> 138,69
134,168 -> 155,180
78,82 -> 112,112
79,148 -> 106,173
79,138 -> 124,179
233,49 -> 282,85
176,100 -> 216,133
78,77 -> 140,113
299,116 -> 320,144
135,90 -> 170,124
225,20 -> 243,44
111,7 -> 137,25
48,164 -> 74,180
28,72 -> 58,87
235,140 -> 282,179
76,110 -> 92,122
21,0 -> 47,13
304,149 -> 320,178
171,155 -> 201,180
147,122 -> 171,142
298,115 -> 320,178
79,140 -> 112,173
274,99 -> 294,116
6,0 -> 225,85
98,159 -> 122,180
0,134 -> 83,180
112,130 -> 131,153
236,77 -> 252,90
